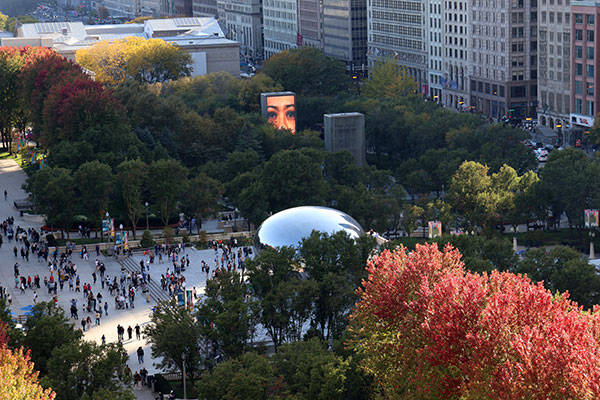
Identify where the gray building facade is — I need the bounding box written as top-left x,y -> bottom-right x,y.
324,112 -> 366,167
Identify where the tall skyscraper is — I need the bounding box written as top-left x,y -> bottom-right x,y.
570,1 -> 597,133
219,0 -> 264,61
322,0 -> 367,70
263,0 -> 297,59
366,0 -> 428,84
192,0 -> 218,17
298,0 -> 322,48
442,0 -> 470,109
537,0 -> 571,129
427,0 -> 443,101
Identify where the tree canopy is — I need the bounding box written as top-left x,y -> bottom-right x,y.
349,243 -> 600,399
76,37 -> 192,86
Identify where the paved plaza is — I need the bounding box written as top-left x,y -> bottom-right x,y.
0,157 -> 235,399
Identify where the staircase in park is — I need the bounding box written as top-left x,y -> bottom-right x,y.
120,256 -> 171,303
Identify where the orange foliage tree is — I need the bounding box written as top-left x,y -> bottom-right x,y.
348,243 -> 600,399
0,322 -> 55,399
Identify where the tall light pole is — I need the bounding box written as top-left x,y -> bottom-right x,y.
105,211 -> 109,243
181,352 -> 187,399
119,223 -> 123,254
145,202 -> 149,231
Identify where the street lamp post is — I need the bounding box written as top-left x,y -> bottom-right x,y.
181,352 -> 187,399
119,223 -> 123,255
105,211 -> 109,243
590,230 -> 596,260
145,202 -> 149,231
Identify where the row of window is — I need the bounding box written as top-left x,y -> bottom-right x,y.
575,46 -> 595,60
575,29 -> 595,42
574,63 -> 594,78
471,80 -> 506,97
574,80 -> 594,96
540,11 -> 570,25
371,22 -> 421,37
574,99 -> 594,116
472,10 -> 506,24
371,34 -> 423,49
575,14 -> 595,25
371,10 -> 422,24
371,0 -> 422,11
540,0 -> 568,6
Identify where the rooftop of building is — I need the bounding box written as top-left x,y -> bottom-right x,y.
10,17 -> 236,50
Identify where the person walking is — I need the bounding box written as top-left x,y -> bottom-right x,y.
95,311 -> 101,326
127,325 -> 133,341
135,324 -> 141,340
137,346 -> 144,364
101,334 -> 106,345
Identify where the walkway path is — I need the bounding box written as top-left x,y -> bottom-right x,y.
0,157 -> 225,399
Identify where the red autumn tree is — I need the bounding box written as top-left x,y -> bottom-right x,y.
0,322 -> 55,399
19,49 -> 84,136
348,243 -> 600,399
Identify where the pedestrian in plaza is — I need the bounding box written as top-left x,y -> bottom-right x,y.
127,325 -> 133,341
81,318 -> 86,332
101,334 -> 106,345
95,311 -> 101,326
104,301 -> 108,316
137,346 -> 144,364
4,190 -> 7,200
135,324 -> 141,340
7,294 -> 11,306
32,291 -> 37,304
13,246 -> 17,257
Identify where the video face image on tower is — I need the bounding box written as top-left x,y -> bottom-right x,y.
266,94 -> 296,133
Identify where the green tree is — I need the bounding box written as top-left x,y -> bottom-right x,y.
400,204 -> 424,237
539,149 -> 597,229
25,168 -> 78,239
196,271 -> 255,359
362,60 -> 418,99
76,37 -> 192,86
447,161 -> 495,230
273,338 -> 350,400
22,302 -> 82,376
517,246 -> 600,309
0,11 -> 8,29
261,149 -> 328,214
116,159 -> 147,239
0,49 -> 23,153
179,173 -> 221,234
75,161 -> 113,238
195,352 -> 285,400
298,231 -> 375,340
262,47 -> 350,96
143,299 -> 204,384
246,247 -> 317,348
40,342 -> 133,400
148,158 -> 188,227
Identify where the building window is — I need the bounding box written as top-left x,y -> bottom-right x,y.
576,98 -> 583,113
575,14 -> 583,24
588,47 -> 595,60
587,15 -> 595,25
575,80 -> 583,94
587,83 -> 594,96
576,45 -> 583,58
587,30 -> 595,42
588,64 -> 594,77
587,100 -> 594,116
575,29 -> 583,41
576,63 -> 583,75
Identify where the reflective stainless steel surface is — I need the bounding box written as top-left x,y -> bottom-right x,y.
255,206 -> 364,249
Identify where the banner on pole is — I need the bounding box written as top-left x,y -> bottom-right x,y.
585,209 -> 599,228
428,221 -> 442,239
